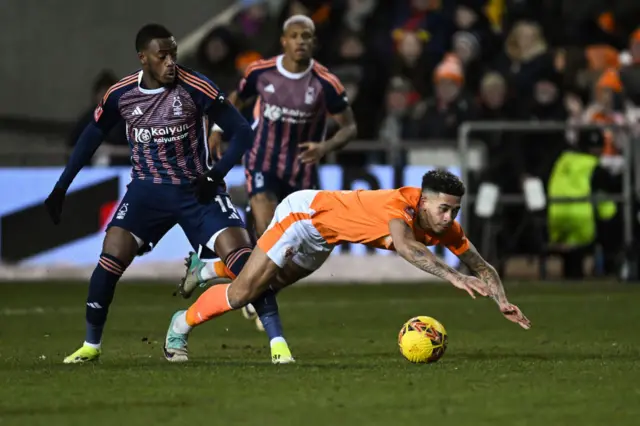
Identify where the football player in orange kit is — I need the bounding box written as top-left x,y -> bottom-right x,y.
164,170 -> 530,362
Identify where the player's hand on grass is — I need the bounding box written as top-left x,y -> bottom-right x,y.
298,142 -> 327,164
499,303 -> 531,330
451,275 -> 490,299
44,187 -> 66,224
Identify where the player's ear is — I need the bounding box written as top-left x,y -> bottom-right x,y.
280,35 -> 286,50
138,51 -> 146,65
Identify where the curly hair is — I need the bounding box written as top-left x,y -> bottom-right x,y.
421,169 -> 466,197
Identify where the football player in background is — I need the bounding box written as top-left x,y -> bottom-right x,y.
178,14 -> 357,328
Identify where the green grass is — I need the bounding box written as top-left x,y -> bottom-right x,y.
1,281 -> 640,425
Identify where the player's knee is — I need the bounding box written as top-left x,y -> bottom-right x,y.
227,282 -> 259,309
102,227 -> 139,266
223,246 -> 252,279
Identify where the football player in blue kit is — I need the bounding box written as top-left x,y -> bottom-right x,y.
44,24 -> 293,364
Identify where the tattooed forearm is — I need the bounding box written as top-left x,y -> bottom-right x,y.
403,245 -> 461,282
458,248 -> 507,304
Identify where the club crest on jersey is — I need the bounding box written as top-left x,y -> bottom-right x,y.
94,105 -> 103,122
172,96 -> 183,116
305,87 -> 315,104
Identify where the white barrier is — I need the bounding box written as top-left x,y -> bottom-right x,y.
0,254 -> 439,284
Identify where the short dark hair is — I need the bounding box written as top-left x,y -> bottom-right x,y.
421,169 -> 466,197
135,24 -> 173,52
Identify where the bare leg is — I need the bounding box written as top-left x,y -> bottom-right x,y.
185,245 -> 280,325
250,192 -> 279,238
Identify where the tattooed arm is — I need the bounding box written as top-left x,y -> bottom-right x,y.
457,242 -> 532,329
389,219 -> 488,298
456,242 -> 507,305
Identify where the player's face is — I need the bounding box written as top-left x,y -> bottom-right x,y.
140,37 -> 178,85
281,23 -> 314,62
419,192 -> 461,234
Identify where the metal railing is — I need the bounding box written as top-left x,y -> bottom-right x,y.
458,121 -> 636,251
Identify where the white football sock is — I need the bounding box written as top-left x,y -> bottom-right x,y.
83,341 -> 101,350
172,311 -> 192,334
200,258 -> 222,281
270,336 -> 287,347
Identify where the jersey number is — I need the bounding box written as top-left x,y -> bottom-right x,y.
215,195 -> 241,220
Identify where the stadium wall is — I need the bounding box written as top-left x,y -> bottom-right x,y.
0,165 -> 459,282
0,0 -> 235,122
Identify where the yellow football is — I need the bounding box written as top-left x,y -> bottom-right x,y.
398,316 -> 448,363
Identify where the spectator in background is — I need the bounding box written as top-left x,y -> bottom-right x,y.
343,0 -> 378,33
195,27 -> 241,93
451,30 -> 483,93
561,44 -> 620,123
474,71 -> 516,155
378,75 -> 421,144
580,45 -> 620,95
67,70 -> 128,166
409,54 -> 476,139
495,21 -> 551,103
578,69 -> 628,157
620,28 -> 640,106
231,0 -> 280,57
517,66 -> 568,184
452,0 -> 500,93
503,0 -> 563,46
547,128 -> 621,278
333,30 -> 367,66
477,71 -> 510,120
391,0 -> 454,61
391,28 -> 435,97
473,71 -> 522,193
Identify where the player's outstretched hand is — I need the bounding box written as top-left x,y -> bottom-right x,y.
451,275 -> 490,299
298,142 -> 327,164
499,303 -> 531,330
44,187 -> 66,225
190,174 -> 219,204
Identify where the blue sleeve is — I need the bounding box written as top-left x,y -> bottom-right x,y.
236,67 -> 259,100
92,91 -> 122,133
55,94 -> 121,190
180,69 -> 253,179
56,123 -> 105,190
319,75 -> 349,115
206,98 -> 253,179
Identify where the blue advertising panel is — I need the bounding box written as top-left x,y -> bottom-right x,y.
0,165 -> 461,267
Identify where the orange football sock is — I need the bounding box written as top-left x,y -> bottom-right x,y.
213,260 -> 232,279
185,283 -> 233,327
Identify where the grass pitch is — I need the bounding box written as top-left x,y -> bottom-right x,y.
1,281 -> 639,426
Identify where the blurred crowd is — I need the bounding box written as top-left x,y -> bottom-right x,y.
69,0 -> 640,277
187,0 -> 640,144
76,0 -> 640,168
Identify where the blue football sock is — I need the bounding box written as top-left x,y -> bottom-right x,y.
85,253 -> 126,346
252,288 -> 284,341
225,247 -> 284,341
